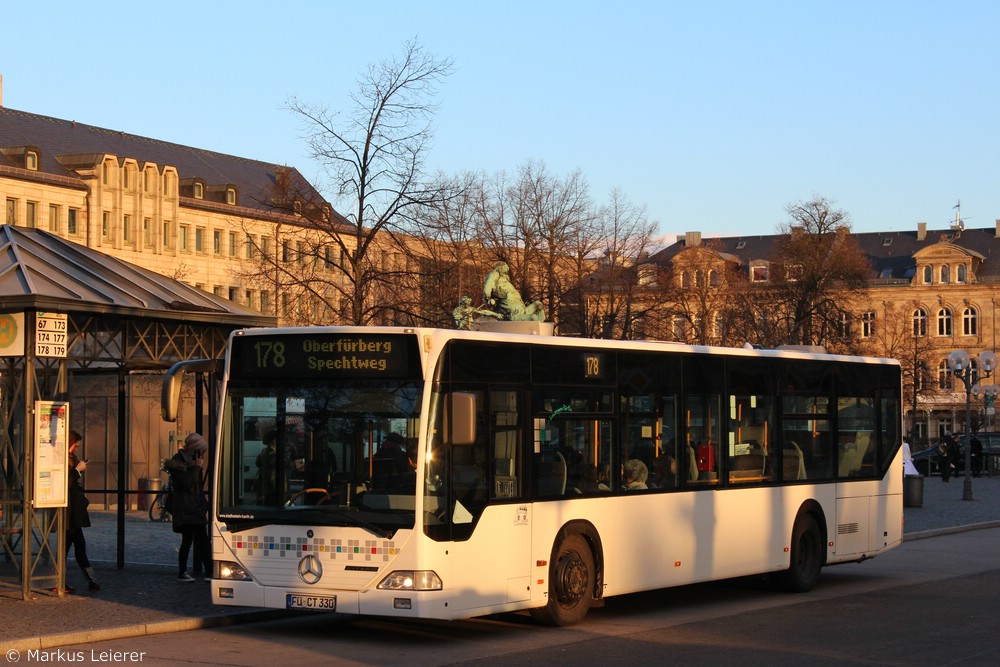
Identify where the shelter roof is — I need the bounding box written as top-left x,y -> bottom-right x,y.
0,225 -> 275,326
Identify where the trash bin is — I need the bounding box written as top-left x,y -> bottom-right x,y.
138,477 -> 162,511
903,474 -> 924,508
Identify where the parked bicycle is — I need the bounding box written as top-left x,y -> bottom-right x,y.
148,480 -> 173,522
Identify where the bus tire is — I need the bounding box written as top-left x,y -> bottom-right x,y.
530,533 -> 594,626
779,513 -> 823,593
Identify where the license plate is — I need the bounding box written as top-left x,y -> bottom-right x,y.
286,594 -> 337,611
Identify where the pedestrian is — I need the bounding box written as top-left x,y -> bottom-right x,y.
937,438 -> 952,482
65,430 -> 100,592
970,434 -> 983,477
164,432 -> 212,582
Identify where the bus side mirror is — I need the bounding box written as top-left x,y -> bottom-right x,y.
444,392 -> 476,446
161,359 -> 217,422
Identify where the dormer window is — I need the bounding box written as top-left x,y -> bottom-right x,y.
226,187 -> 236,205
25,150 -> 38,170
736,240 -> 746,250
193,182 -> 204,199
882,238 -> 893,247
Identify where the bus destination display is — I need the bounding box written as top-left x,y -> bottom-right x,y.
231,333 -> 416,380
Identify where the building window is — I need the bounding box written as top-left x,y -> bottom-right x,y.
5,199 -> 15,225
861,310 -> 875,338
102,162 -> 111,185
25,150 -> 38,170
26,201 -> 37,228
193,182 -> 204,199
938,359 -> 953,391
937,308 -> 953,337
67,208 -> 78,235
179,225 -> 190,251
122,167 -> 131,191
213,230 -> 222,255
940,265 -> 950,284
213,286 -> 224,297
709,270 -> 719,287
912,309 -> 927,337
963,307 -> 978,336
228,287 -> 238,302
750,265 -> 769,282
102,212 -> 111,240
923,265 -> 932,284
957,265 -> 967,283
48,205 -> 59,232
298,241 -> 306,267
246,234 -> 258,260
245,289 -> 254,309
228,232 -> 237,257
163,221 -> 173,249
195,228 -> 205,253
226,187 -> 236,205
143,218 -> 153,247
839,313 -> 852,337
260,290 -> 270,314
261,236 -> 270,259
123,214 -> 132,244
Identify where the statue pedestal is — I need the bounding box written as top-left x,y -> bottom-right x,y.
471,320 -> 555,336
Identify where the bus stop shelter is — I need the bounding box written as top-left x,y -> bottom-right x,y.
0,225 -> 274,599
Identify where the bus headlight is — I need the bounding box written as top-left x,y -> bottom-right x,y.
377,570 -> 442,591
216,561 -> 253,581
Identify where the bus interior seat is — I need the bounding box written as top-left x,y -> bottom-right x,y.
729,453 -> 766,480
783,442 -> 806,480
685,444 -> 699,482
537,450 -> 567,495
838,431 -> 871,477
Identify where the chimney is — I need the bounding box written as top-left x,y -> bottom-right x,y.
0,73 -> 4,107
995,219 -> 1000,238
917,222 -> 927,241
684,231 -> 702,247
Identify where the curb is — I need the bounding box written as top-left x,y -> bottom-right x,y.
3,609 -> 290,653
902,519 -> 1000,542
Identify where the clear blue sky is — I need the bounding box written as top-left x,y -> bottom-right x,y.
3,1 -> 999,240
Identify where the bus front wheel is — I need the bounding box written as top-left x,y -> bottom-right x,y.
530,533 -> 594,626
779,513 -> 823,593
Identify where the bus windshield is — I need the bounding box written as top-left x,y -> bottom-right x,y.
217,379 -> 422,535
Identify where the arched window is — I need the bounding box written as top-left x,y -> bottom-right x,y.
681,271 -> 691,288
938,359 -> 953,390
963,307 -> 978,336
695,270 -> 705,288
957,265 -> 967,283
940,265 -> 950,284
923,265 -> 932,283
937,308 -> 952,336
708,270 -> 719,287
839,312 -> 851,337
912,308 -> 927,337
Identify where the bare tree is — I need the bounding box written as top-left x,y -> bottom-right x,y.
567,189 -> 663,339
280,39 -> 454,325
729,196 -> 871,348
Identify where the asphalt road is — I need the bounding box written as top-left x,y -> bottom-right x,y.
23,525 -> 1000,666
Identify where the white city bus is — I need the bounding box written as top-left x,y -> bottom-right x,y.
167,324 -> 903,626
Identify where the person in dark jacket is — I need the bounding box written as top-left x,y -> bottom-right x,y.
164,432 -> 212,581
66,430 -> 100,592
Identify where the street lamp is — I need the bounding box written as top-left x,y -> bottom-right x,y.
948,349 -> 999,500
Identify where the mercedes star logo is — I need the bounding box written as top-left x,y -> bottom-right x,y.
298,554 -> 323,585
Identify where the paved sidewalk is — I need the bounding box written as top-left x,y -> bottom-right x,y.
2,474 -> 999,651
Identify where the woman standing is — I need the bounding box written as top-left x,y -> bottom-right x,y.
164,433 -> 212,581
66,430 -> 100,592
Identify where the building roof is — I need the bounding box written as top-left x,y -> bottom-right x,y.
652,225 -> 1000,282
0,224 -> 274,326
0,106 -> 327,218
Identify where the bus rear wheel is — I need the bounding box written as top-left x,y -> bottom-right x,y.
778,513 -> 823,592
530,533 -> 594,626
